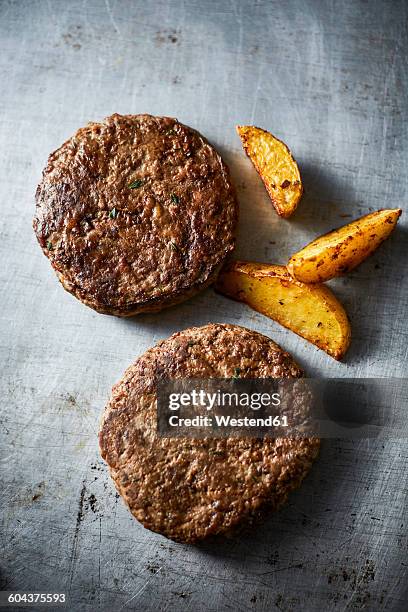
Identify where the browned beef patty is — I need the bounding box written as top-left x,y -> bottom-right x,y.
33,114 -> 237,315
99,324 -> 319,543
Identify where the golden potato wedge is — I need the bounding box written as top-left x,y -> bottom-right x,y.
236,125 -> 303,218
215,262 -> 351,360
288,209 -> 402,284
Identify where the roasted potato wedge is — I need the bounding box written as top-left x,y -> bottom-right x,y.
288,209 -> 402,284
215,262 -> 351,360
236,125 -> 303,218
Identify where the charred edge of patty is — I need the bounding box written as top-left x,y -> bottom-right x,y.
104,439 -> 320,544
55,256 -> 230,315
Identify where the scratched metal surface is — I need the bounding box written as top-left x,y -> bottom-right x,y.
0,0 -> 407,610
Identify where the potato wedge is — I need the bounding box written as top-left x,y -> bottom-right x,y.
215,262 -> 351,360
236,125 -> 303,218
288,209 -> 402,284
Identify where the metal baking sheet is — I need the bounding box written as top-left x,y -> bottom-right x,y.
0,1 -> 407,610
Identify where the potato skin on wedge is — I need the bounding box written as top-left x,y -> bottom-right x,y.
236,125 -> 303,218
215,262 -> 351,360
288,209 -> 402,284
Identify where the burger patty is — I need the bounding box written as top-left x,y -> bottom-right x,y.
99,324 -> 320,543
33,114 -> 238,315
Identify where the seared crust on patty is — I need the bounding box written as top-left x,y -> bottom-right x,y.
33,114 -> 238,315
99,324 -> 320,542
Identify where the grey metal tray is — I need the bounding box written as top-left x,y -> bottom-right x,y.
1,1 -> 406,610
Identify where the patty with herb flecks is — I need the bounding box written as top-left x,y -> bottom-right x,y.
99,323 -> 320,543
33,114 -> 238,315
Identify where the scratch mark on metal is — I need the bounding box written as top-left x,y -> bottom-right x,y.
104,0 -> 122,36
67,480 -> 87,592
119,567 -> 163,611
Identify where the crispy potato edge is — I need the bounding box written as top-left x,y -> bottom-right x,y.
236,125 -> 303,218
287,208 -> 402,283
